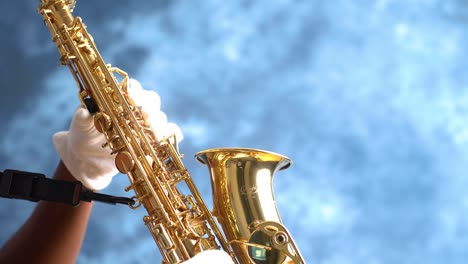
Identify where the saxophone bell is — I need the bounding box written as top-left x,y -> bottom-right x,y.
196,148 -> 305,264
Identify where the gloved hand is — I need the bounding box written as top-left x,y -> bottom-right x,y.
182,250 -> 234,264
125,78 -> 183,142
53,78 -> 183,191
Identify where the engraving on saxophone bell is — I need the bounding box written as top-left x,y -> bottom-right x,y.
240,185 -> 258,196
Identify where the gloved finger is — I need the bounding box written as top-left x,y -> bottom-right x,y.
52,131 -> 69,155
146,111 -> 168,139
127,78 -> 161,111
125,78 -> 184,143
69,107 -> 95,132
72,155 -> 118,191
165,122 -> 184,142
79,172 -> 115,192
127,77 -> 143,92
60,107 -> 111,155
140,94 -> 161,117
53,128 -> 119,190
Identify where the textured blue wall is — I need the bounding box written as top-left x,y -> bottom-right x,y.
1,0 -> 468,263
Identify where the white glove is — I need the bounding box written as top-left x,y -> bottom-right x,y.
125,79 -> 183,142
53,78 -> 183,191
53,107 -> 117,191
181,250 -> 234,264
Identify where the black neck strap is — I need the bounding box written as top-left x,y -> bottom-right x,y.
0,169 -> 134,207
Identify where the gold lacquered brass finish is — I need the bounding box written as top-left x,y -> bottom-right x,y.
196,148 -> 305,264
38,1 -> 235,263
38,0 -> 306,263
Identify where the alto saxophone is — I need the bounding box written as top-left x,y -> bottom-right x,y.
38,0 -> 306,263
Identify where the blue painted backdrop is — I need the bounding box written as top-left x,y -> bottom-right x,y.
1,0 -> 468,263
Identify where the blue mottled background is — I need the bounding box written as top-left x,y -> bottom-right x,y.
1,0 -> 468,263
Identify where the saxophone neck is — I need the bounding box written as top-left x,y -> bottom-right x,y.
39,0 -> 75,27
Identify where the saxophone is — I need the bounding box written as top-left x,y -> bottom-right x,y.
38,1 -> 306,263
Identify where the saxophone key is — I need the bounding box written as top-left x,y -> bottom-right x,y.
106,134 -> 125,154
115,150 -> 135,173
93,112 -> 112,133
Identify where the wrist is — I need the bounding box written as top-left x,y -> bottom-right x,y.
53,161 -> 78,182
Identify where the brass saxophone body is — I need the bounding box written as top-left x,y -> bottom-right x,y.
38,1 -> 232,262
38,1 -> 306,263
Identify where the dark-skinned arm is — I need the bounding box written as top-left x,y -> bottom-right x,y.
0,161 -> 93,264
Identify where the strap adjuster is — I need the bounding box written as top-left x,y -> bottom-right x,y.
0,169 -> 134,207
0,170 -> 45,202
